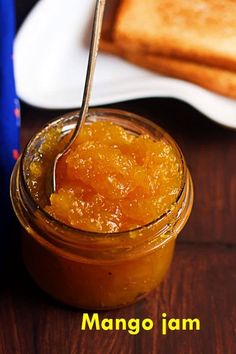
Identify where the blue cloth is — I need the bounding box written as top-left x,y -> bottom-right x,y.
0,0 -> 20,268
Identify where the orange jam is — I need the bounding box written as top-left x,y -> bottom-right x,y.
38,121 -> 183,232
11,110 -> 193,309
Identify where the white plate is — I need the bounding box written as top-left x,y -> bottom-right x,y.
14,0 -> 236,128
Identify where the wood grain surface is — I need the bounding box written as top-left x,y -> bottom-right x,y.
1,1 -> 235,353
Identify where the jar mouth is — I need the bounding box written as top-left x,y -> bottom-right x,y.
19,108 -> 187,239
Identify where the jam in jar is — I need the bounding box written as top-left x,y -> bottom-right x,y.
10,109 -> 193,309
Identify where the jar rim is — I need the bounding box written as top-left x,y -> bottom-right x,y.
19,108 -> 187,239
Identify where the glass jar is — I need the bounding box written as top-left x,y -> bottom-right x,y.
10,109 -> 193,310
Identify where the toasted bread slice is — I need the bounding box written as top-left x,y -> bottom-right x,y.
122,52 -> 236,98
100,0 -> 236,98
113,0 -> 236,71
101,35 -> 236,98
101,39 -> 236,98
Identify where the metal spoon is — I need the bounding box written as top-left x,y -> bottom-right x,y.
52,0 -> 106,193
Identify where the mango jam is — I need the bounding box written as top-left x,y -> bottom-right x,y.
11,110 -> 193,309
36,121 -> 183,232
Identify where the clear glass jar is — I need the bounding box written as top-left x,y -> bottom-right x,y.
10,109 -> 193,310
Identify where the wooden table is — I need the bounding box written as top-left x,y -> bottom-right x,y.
1,1 -> 235,353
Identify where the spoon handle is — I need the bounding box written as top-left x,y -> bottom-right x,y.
52,0 -> 106,193
65,0 -> 106,151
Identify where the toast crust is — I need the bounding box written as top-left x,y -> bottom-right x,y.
123,52 -> 236,99
101,40 -> 236,98
100,38 -> 236,99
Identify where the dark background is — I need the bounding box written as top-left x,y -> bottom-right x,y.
0,1 -> 235,353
